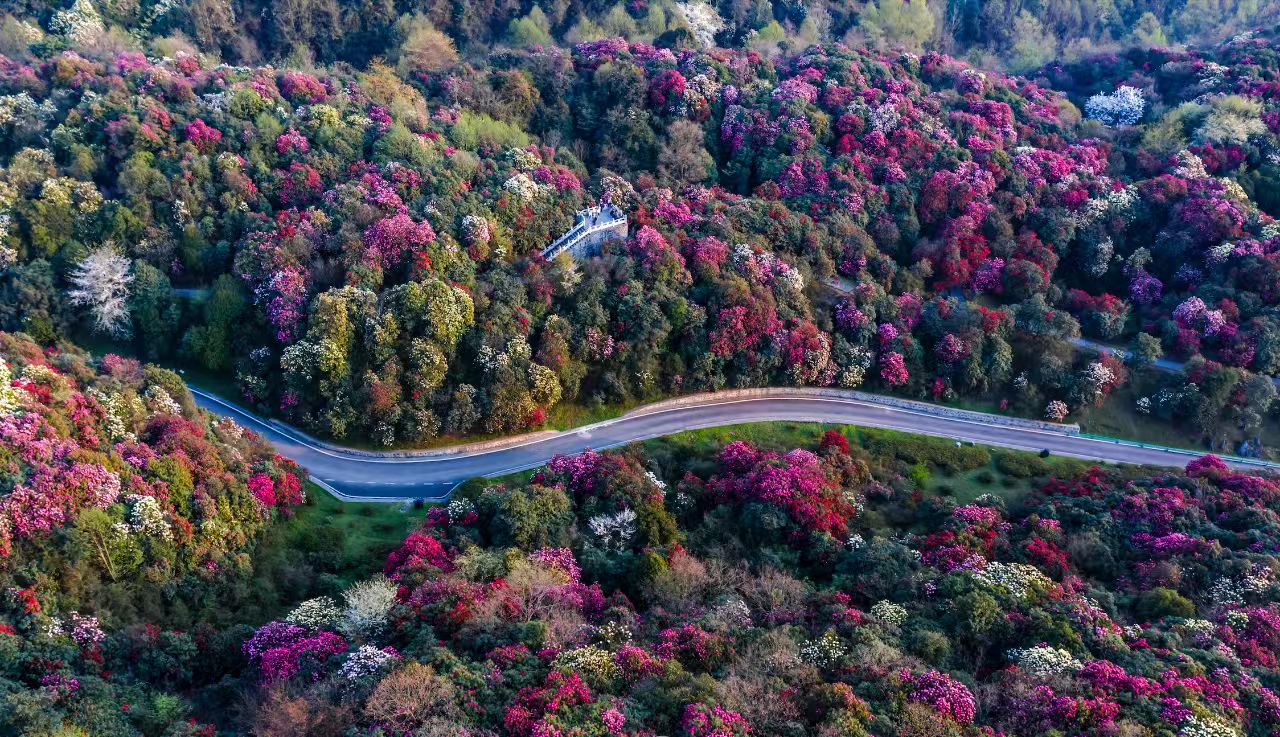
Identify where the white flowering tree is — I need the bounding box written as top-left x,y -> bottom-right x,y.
674,1 -> 724,48
0,360 -> 25,416
1009,645 -> 1082,677
66,246 -> 133,337
50,0 -> 104,46
288,596 -> 343,630
1045,400 -> 1070,422
340,576 -> 398,639
1085,86 -> 1146,126
587,508 -> 637,551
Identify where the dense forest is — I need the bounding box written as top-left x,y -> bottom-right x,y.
4,6 -> 1280,736
5,336 -> 1280,737
2,11 -> 1279,450
1,0 -> 1275,72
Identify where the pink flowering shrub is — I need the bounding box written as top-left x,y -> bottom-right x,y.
243,621 -> 347,684
680,704 -> 752,737
902,669 -> 977,724
703,441 -> 859,540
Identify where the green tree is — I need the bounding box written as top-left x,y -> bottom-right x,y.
1007,11 -> 1054,71
181,274 -> 246,373
859,0 -> 935,50
70,508 -> 142,582
1128,333 -> 1164,368
1129,12 -> 1167,47
129,261 -> 179,360
489,484 -> 574,550
507,7 -> 553,47
1134,587 -> 1195,620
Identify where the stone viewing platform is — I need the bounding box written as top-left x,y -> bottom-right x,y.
540,203 -> 628,260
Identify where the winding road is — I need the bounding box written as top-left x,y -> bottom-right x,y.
191,387 -> 1280,502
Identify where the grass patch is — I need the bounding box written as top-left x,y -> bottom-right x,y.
1076,382 -> 1206,450
270,481 -> 428,586
473,421 -> 1097,510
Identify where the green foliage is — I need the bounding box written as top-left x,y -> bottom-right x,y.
1133,587 -> 1196,620
867,435 -> 991,473
857,0 -> 935,50
483,483 -> 574,550
451,111 -> 532,151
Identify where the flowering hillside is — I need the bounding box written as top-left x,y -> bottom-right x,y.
5,34 -> 1276,450
110,431 -> 1280,736
0,329 -> 306,609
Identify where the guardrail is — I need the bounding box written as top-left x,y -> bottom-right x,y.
1075,432 -> 1280,469
541,216 -> 628,259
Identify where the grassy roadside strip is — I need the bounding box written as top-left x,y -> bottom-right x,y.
467,421 -> 1110,508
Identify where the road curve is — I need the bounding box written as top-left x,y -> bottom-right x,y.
190,387 -> 1280,502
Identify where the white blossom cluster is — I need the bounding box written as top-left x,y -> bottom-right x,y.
972,562 -> 1052,600
837,347 -> 873,389
599,175 -> 637,208
0,93 -> 56,128
340,645 -> 400,682
731,243 -> 803,291
846,533 -> 866,550
706,597 -> 752,631
475,345 -> 510,374
75,615 -> 107,646
675,1 -> 724,48
340,576 -> 398,639
801,630 -> 849,669
47,612 -> 106,647
506,147 -> 541,172
1178,618 -> 1216,646
0,225 -> 13,272
0,360 -> 27,417
144,385 -> 182,416
1009,645 -> 1082,677
1085,86 -> 1146,126
1173,149 -> 1209,179
446,498 -> 476,523
461,214 -> 491,246
88,388 -> 140,442
588,508 -> 637,551
682,73 -> 721,112
281,340 -> 336,384
1207,242 -> 1236,266
869,103 -> 902,134
555,645 -> 621,685
1180,715 -> 1242,737
66,246 -> 132,338
126,494 -> 171,540
49,0 -> 105,45
595,620 -> 633,647
1224,610 -> 1250,629
287,596 -> 343,630
215,417 -> 244,441
503,173 -> 549,202
1211,571 -> 1272,607
1081,361 -> 1116,391
21,363 -> 56,385
644,470 -> 666,495
1198,62 -> 1230,89
870,600 -> 908,626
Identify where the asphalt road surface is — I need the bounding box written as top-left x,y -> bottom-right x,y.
191,388 -> 1279,502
